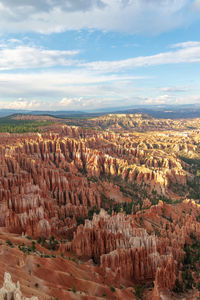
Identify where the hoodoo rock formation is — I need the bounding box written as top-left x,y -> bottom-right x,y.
0,118 -> 199,299
71,209 -> 177,288
70,199 -> 200,297
0,272 -> 38,300
0,123 -> 196,239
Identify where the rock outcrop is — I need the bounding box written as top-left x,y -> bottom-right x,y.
0,124 -> 196,240
70,199 -> 200,294
0,272 -> 38,300
70,209 -> 176,288
0,120 -> 199,299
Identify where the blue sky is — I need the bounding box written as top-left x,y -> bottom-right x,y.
0,0 -> 200,111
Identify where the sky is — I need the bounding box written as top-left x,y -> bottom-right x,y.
0,0 -> 200,111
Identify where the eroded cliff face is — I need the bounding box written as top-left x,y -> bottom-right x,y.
89,113 -> 200,132
70,199 -> 200,297
0,123 -> 200,299
0,130 -> 104,238
0,230 -> 139,300
0,124 -> 195,240
70,208 -> 176,289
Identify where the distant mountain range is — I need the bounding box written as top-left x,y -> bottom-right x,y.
2,104 -> 200,119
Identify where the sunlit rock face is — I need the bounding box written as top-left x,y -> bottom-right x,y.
0,272 -> 38,300
0,122 -> 196,239
70,208 -> 176,288
70,199 -> 200,296
0,119 -> 200,299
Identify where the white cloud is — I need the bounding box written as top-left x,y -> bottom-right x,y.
0,0 -> 192,35
0,45 -> 79,70
82,41 -> 200,72
1,0 -> 106,13
0,71 -> 143,91
171,41 -> 200,48
2,98 -> 41,109
60,97 -> 82,106
159,86 -> 189,93
191,0 -> 200,10
0,70 -> 147,110
2,39 -> 200,73
142,94 -> 200,106
143,95 -> 174,105
0,37 -> 199,110
1,86 -> 200,111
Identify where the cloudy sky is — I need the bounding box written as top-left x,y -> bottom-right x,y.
0,0 -> 200,111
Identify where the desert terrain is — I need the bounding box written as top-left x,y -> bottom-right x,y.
0,114 -> 200,299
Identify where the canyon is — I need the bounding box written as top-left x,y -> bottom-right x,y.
0,114 -> 200,299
